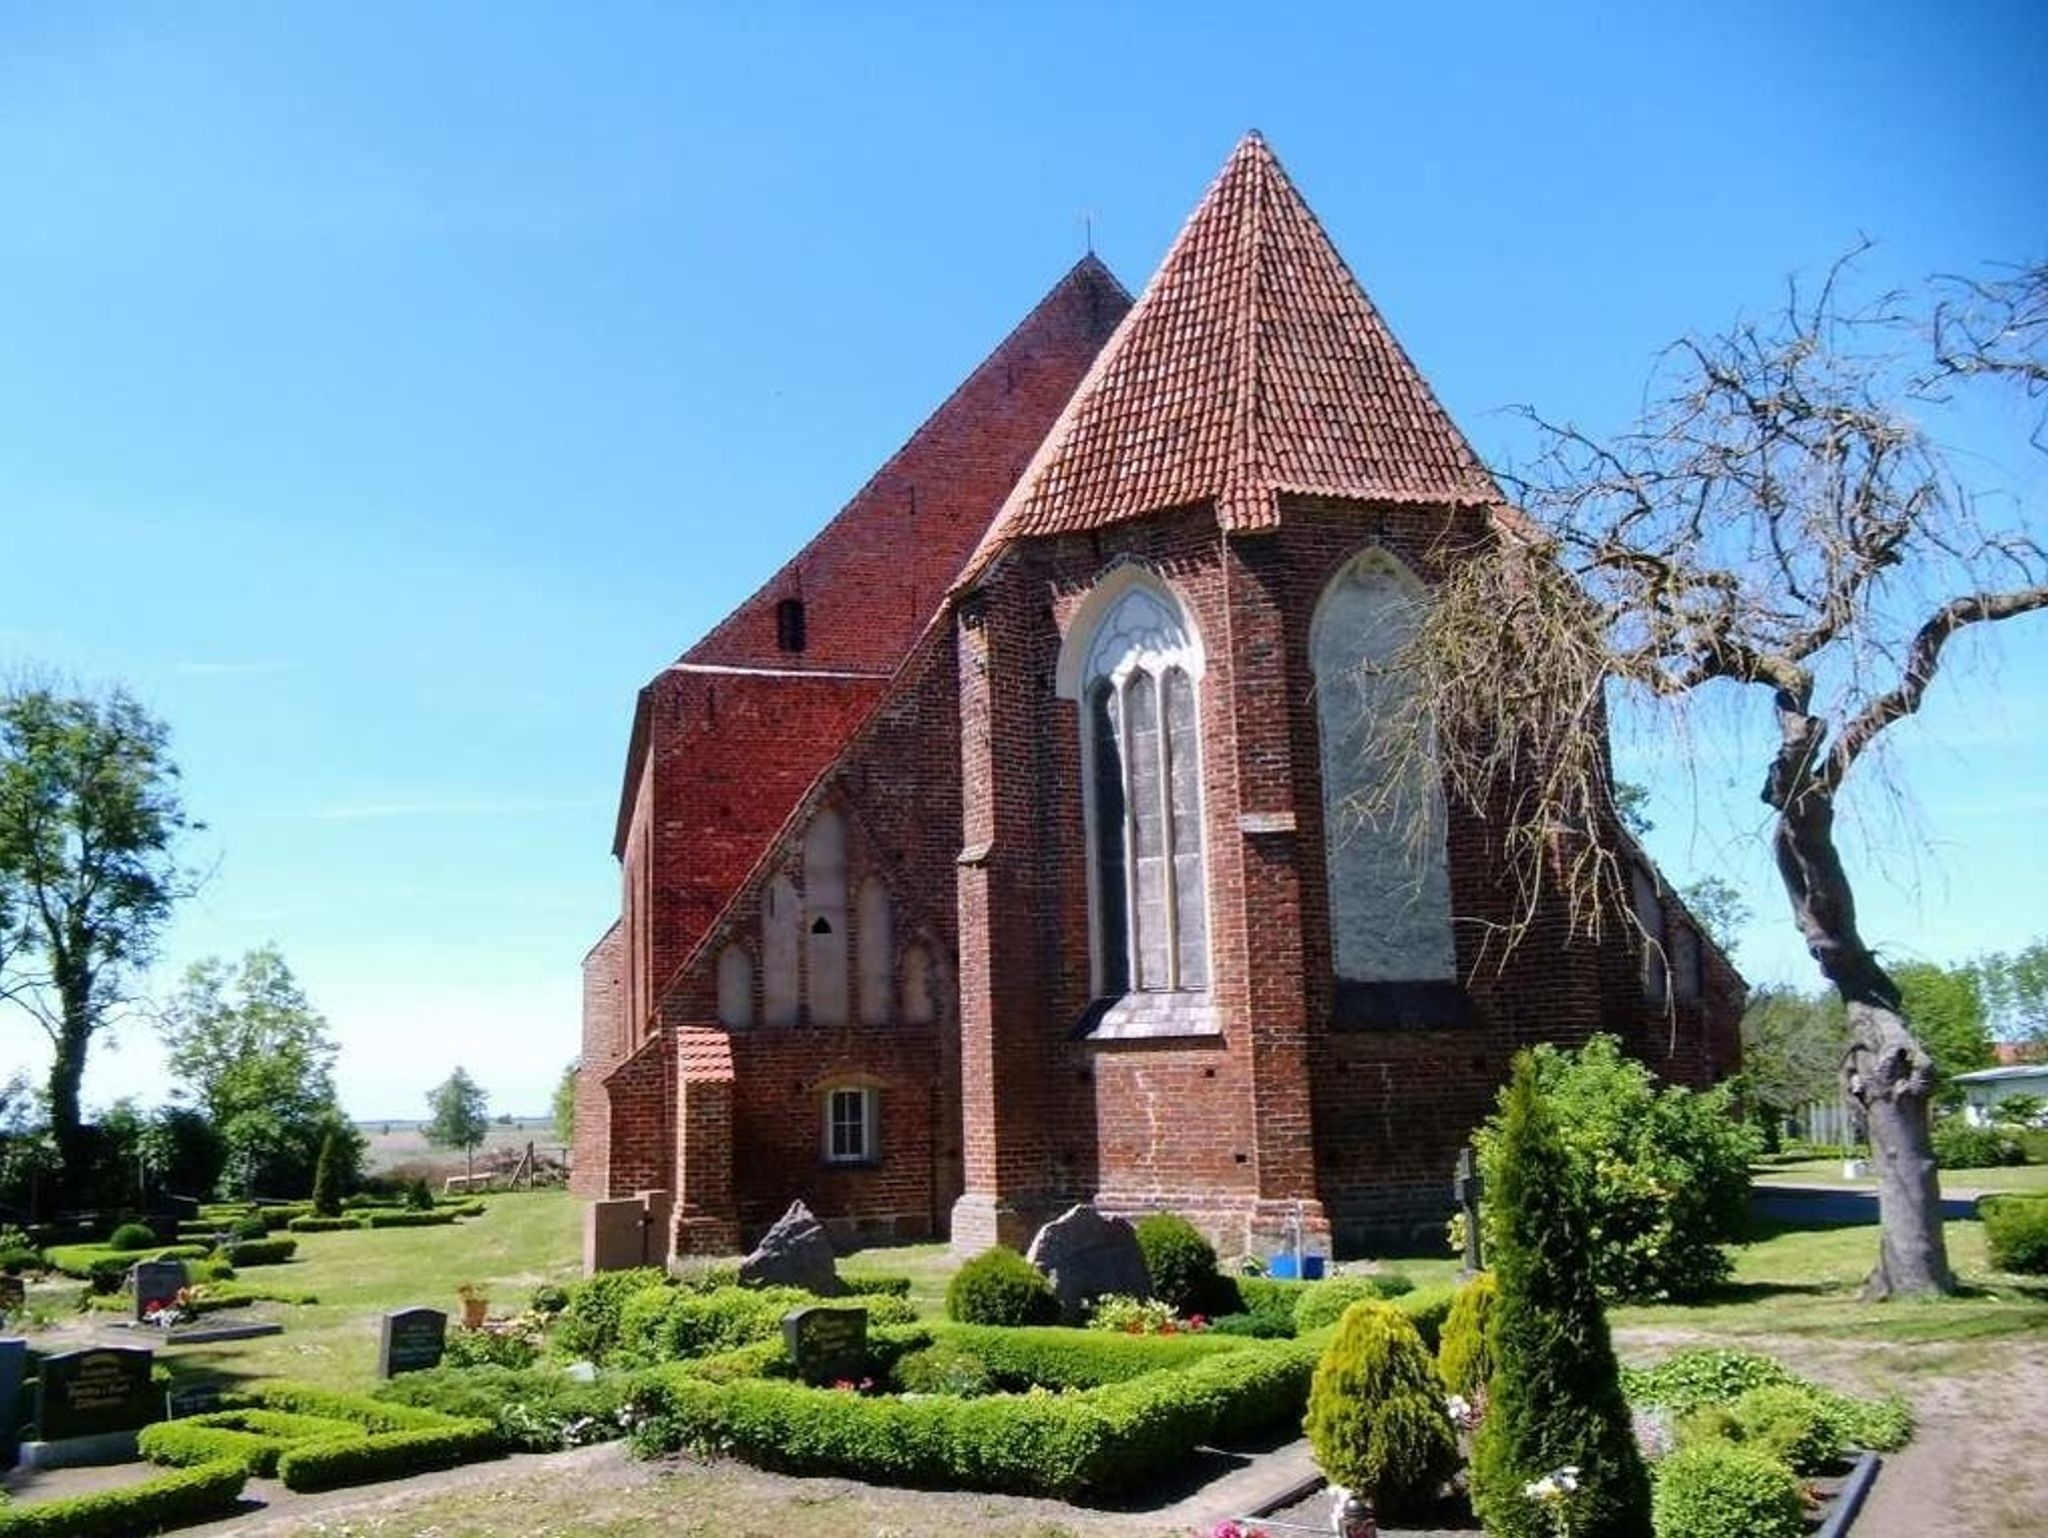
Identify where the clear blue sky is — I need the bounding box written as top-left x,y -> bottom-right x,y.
2,2 -> 2043,1116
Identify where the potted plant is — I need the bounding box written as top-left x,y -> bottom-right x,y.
456,1281 -> 489,1328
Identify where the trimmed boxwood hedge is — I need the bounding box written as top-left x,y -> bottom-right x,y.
364,1208 -> 461,1228
43,1241 -> 209,1283
932,1323 -> 1247,1387
0,1457 -> 246,1537
219,1236 -> 298,1267
275,1421 -> 498,1492
613,1284 -> 918,1367
286,1214 -> 365,1233
140,1408 -> 367,1475
840,1272 -> 914,1298
1984,1193 -> 2048,1274
631,1338 -> 1315,1497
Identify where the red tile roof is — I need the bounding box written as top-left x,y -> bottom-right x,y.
684,256 -> 1131,673
678,1028 -> 734,1082
976,132 -> 1498,552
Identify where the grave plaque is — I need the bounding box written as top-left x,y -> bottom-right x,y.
378,1306 -> 448,1378
165,1380 -> 224,1419
36,1347 -> 156,1442
132,1259 -> 188,1322
782,1305 -> 868,1386
0,1337 -> 25,1463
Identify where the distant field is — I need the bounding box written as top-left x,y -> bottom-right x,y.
353,1116 -> 568,1177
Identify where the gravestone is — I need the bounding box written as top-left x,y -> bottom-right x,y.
164,1380 -> 225,1419
738,1199 -> 843,1296
36,1346 -> 156,1441
1453,1145 -> 1484,1275
132,1259 -> 189,1323
782,1304 -> 868,1386
0,1275 -> 24,1317
1025,1203 -> 1152,1324
0,1337 -> 25,1466
378,1306 -> 448,1378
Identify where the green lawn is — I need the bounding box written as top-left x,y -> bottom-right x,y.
22,1190 -> 584,1394
1753,1157 -> 2048,1195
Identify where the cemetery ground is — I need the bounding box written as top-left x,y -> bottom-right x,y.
4,1187 -> 2045,1537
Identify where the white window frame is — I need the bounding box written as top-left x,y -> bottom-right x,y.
1055,567 -> 1210,999
822,1085 -> 879,1165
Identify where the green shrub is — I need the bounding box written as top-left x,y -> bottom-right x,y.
43,1241 -> 209,1287
311,1126 -> 344,1217
1470,1053 -> 1652,1538
220,1236 -> 298,1267
945,1246 -> 1058,1327
107,1222 -> 158,1252
229,1213 -> 270,1241
364,1208 -> 459,1228
449,1199 -> 487,1218
1303,1299 -> 1458,1518
1651,1439 -> 1805,1538
0,1458 -> 245,1537
191,1282 -> 318,1311
839,1272 -> 914,1299
553,1267 -> 669,1361
1983,1194 -> 2048,1273
405,1178 -> 435,1210
1624,1348 -> 1911,1453
1210,1276 -> 1302,1338
1929,1119 -> 2024,1169
614,1284 -> 821,1367
287,1214 -> 365,1233
889,1342 -> 994,1396
275,1421 -> 498,1491
1725,1385 -> 1843,1474
376,1363 -> 636,1451
933,1322 -> 1244,1388
1393,1283 -> 1456,1354
241,1380 -> 461,1432
1437,1271 -> 1497,1397
444,1324 -> 542,1370
1292,1272 -> 1415,1336
1476,1034 -> 1758,1302
140,1409 -> 366,1475
629,1339 -> 1314,1498
0,1244 -> 41,1273
1133,1212 -> 1219,1314
530,1282 -> 571,1314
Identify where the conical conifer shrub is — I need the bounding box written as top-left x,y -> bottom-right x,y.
1468,1054 -> 1651,1538
1304,1298 -> 1459,1517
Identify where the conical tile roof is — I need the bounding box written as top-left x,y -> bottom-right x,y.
981,132 -> 1497,548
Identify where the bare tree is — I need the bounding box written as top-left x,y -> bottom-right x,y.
1389,254 -> 2046,1298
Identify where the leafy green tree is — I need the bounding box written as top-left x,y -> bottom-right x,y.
1470,1053 -> 1652,1538
1474,1035 -> 1757,1301
425,1067 -> 490,1181
1891,962 -> 1995,1109
1676,875 -> 1750,960
1974,938 -> 2048,1059
551,1059 -> 578,1145
0,683 -> 196,1192
160,945 -> 356,1197
1740,986 -> 1846,1144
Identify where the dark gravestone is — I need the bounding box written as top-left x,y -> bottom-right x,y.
782,1305 -> 868,1386
378,1306 -> 448,1378
0,1338 -> 24,1465
0,1276 -> 24,1317
37,1347 -> 156,1441
1025,1203 -> 1152,1324
132,1259 -> 188,1323
738,1199 -> 844,1296
1453,1145 -> 1484,1274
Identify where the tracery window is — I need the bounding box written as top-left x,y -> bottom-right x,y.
1312,550 -> 1455,985
1068,577 -> 1209,996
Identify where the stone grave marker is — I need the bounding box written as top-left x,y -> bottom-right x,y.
1025,1203 -> 1152,1324
0,1275 -> 24,1317
739,1199 -> 843,1295
782,1304 -> 868,1386
378,1306 -> 448,1378
36,1346 -> 156,1442
165,1379 -> 225,1419
132,1258 -> 188,1323
1453,1145 -> 1484,1274
0,1337 -> 25,1465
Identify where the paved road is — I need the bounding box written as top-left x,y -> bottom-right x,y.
1749,1181 -> 1979,1226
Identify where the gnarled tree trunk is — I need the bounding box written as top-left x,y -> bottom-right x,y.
1768,700 -> 1954,1299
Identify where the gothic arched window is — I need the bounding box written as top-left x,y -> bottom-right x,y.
1311,550 -> 1454,985
1061,574 -> 1209,997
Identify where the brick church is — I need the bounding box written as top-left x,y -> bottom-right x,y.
572,134 -> 1743,1263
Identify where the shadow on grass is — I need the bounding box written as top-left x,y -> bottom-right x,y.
1079,1422 -> 1299,1513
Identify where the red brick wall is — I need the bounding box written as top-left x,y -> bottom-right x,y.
571,922 -> 625,1199
603,1032 -> 673,1198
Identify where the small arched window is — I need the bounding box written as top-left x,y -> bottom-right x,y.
716,944 -> 753,1028
1060,573 -> 1209,997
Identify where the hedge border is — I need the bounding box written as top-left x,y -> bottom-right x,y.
0,1458 -> 245,1538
